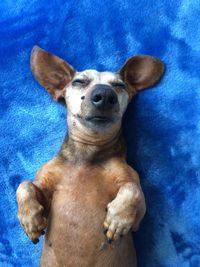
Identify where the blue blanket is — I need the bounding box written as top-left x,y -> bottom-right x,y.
1,1 -> 200,266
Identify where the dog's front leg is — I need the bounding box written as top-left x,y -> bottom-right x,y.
16,180 -> 49,243
104,180 -> 146,241
16,159 -> 61,243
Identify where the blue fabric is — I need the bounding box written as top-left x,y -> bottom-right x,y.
0,1 -> 199,266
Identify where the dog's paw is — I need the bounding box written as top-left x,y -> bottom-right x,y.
103,201 -> 137,241
18,199 -> 47,244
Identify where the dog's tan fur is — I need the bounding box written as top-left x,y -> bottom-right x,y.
16,47 -> 164,267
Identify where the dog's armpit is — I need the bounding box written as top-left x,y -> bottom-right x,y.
103,182 -> 146,241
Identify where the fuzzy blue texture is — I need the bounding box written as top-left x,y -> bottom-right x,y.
0,1 -> 200,266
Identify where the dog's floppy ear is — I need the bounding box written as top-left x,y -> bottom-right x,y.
30,46 -> 75,101
119,55 -> 164,98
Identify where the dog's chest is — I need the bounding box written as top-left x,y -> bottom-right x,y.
50,164 -> 114,221
56,164 -> 114,194
52,165 -> 115,215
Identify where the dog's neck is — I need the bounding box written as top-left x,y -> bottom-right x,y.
58,133 -> 125,165
58,116 -> 126,164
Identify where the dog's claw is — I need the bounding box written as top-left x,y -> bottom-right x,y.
32,238 -> 39,244
108,239 -> 112,244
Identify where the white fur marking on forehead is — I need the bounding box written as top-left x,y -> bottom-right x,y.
75,70 -> 123,84
75,70 -> 101,83
100,72 -> 121,81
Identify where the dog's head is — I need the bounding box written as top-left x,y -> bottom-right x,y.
31,47 -> 164,140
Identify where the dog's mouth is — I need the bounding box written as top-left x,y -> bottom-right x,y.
85,116 -> 112,123
77,114 -> 113,124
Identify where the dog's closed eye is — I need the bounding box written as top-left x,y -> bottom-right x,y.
111,82 -> 126,89
72,79 -> 90,87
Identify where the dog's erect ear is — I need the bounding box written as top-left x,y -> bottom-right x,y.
30,46 -> 75,101
119,55 -> 164,98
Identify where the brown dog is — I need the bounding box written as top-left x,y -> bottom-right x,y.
16,47 -> 164,267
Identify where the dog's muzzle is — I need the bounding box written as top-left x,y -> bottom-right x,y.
91,84 -> 118,111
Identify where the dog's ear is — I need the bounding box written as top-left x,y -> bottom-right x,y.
30,46 -> 75,101
119,55 -> 164,98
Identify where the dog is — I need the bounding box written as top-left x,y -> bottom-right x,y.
16,46 -> 164,267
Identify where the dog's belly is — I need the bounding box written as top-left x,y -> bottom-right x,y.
40,166 -> 136,267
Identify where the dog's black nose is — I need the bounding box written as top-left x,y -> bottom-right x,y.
91,85 -> 118,110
